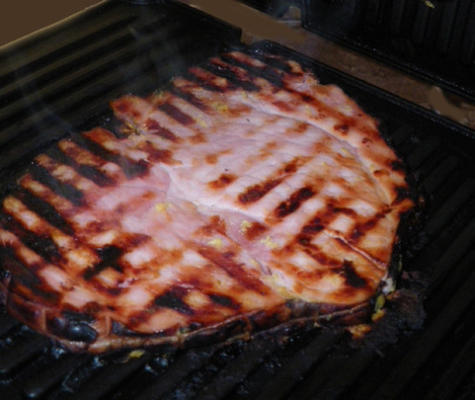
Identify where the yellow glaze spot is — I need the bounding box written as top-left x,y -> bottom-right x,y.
338,104 -> 353,116
153,90 -> 167,102
340,147 -> 352,157
155,202 -> 169,213
249,258 -> 259,268
240,220 -> 252,233
374,294 -> 386,312
372,308 -> 386,322
211,102 -> 229,113
127,349 -> 145,360
195,117 -> 208,128
207,238 -> 223,250
347,324 -> 371,339
260,236 -> 278,250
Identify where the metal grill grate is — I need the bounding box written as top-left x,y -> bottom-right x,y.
0,2 -> 475,399
301,0 -> 475,102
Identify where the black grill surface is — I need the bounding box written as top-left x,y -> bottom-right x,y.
1,1 -> 475,399
301,0 -> 475,102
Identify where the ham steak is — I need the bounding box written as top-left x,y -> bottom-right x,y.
0,50 -> 414,352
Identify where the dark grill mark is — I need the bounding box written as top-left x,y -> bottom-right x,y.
226,54 -> 367,136
154,287 -> 194,315
350,212 -> 386,241
208,294 -> 240,310
340,260 -> 367,288
145,118 -> 179,142
274,187 -> 315,218
49,145 -> 115,187
1,247 -> 60,304
200,215 -> 227,236
111,320 -> 159,338
299,203 -> 356,239
15,187 -> 73,235
256,53 -> 297,74
332,206 -> 357,217
185,71 -> 226,92
30,163 -> 84,206
296,236 -> 341,268
204,62 -> 259,92
244,222 -> 267,240
272,100 -> 292,112
208,173 -> 237,189
393,186 -> 411,205
75,135 -> 148,179
83,245 -> 123,281
197,247 -> 269,294
113,99 -> 142,119
238,178 -> 283,204
0,212 -> 62,263
138,143 -> 175,164
1,247 -> 41,290
279,158 -> 307,174
170,86 -> 209,111
301,217 -> 324,234
158,102 -> 194,125
288,122 -> 308,135
222,53 -> 284,87
7,295 -> 40,325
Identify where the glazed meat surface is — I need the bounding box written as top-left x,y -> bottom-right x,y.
0,51 -> 413,352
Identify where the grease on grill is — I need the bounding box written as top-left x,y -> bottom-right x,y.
46,314 -> 98,343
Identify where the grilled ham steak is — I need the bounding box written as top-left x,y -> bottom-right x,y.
0,51 -> 414,352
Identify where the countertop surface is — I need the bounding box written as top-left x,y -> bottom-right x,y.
0,0 -> 103,47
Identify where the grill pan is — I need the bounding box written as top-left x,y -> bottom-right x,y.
1,1 -> 475,399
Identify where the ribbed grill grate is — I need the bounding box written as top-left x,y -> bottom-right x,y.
301,0 -> 475,102
0,2 -> 475,399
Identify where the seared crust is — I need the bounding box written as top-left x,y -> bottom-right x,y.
0,51 -> 413,352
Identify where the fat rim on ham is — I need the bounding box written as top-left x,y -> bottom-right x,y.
0,50 -> 414,352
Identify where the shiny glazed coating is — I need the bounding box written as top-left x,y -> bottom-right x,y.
0,51 -> 413,352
